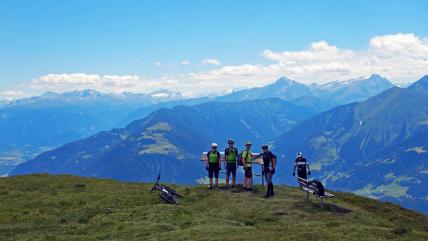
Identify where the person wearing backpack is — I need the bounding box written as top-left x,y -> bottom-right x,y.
293,152 -> 311,180
241,141 -> 253,191
206,143 -> 221,189
258,144 -> 276,198
224,139 -> 239,189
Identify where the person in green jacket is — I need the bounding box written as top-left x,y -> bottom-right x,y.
224,139 -> 238,189
241,141 -> 253,191
205,143 -> 221,189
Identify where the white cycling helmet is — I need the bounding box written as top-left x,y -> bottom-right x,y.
211,143 -> 218,148
297,152 -> 303,158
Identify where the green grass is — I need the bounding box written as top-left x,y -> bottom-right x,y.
355,182 -> 410,199
0,174 -> 427,241
138,122 -> 180,155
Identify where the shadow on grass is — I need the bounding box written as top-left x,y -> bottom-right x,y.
293,199 -> 352,215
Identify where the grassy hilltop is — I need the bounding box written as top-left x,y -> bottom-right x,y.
0,174 -> 427,241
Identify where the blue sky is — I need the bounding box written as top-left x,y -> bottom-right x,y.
0,0 -> 427,98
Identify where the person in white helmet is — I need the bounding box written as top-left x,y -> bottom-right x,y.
293,152 -> 311,180
206,143 -> 221,189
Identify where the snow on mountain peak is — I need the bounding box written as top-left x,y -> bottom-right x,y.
149,89 -> 182,99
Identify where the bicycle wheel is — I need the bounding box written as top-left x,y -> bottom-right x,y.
161,185 -> 183,198
159,191 -> 177,204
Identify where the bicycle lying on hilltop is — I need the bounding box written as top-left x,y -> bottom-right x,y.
150,174 -> 183,204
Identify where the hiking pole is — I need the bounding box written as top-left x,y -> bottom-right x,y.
261,166 -> 264,189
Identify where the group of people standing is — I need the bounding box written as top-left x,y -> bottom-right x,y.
204,139 -> 277,198
204,139 -> 311,198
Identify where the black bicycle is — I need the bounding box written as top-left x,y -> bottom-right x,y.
150,174 -> 183,204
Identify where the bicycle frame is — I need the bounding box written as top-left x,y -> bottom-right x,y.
150,173 -> 183,204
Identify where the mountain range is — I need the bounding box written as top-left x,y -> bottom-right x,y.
11,98 -> 315,183
217,74 -> 394,111
0,89 -> 186,175
274,75 -> 428,213
7,74 -> 428,213
0,75 -> 394,175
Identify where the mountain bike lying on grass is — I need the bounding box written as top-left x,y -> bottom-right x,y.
150,174 -> 183,204
296,177 -> 334,207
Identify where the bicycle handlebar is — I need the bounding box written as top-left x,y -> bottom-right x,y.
150,173 -> 161,193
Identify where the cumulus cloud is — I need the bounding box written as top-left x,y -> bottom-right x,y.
187,33 -> 428,87
0,90 -> 27,100
180,60 -> 191,65
258,33 -> 428,84
5,33 -> 428,99
201,58 -> 221,65
181,33 -> 428,92
30,73 -> 180,94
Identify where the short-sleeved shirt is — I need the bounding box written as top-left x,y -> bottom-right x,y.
224,147 -> 239,163
207,150 -> 221,164
259,151 -> 275,168
242,149 -> 252,167
295,157 -> 307,165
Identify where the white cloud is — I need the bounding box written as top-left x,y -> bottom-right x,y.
201,58 -> 221,65
5,33 -> 428,98
30,73 -> 180,94
258,33 -> 428,84
0,90 -> 27,100
154,62 -> 161,67
181,33 -> 428,92
180,60 -> 191,65
187,33 -> 428,87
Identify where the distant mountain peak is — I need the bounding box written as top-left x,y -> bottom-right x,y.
65,89 -> 102,98
318,80 -> 342,89
368,74 -> 383,79
274,77 -> 297,85
410,75 -> 428,90
417,75 -> 428,83
366,74 -> 391,83
40,89 -> 102,99
345,74 -> 389,83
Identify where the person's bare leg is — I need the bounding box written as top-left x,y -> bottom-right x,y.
232,176 -> 236,187
225,175 -> 229,188
243,175 -> 246,188
209,178 -> 213,188
215,178 -> 219,188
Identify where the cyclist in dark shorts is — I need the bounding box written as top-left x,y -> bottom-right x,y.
258,145 -> 276,197
293,152 -> 311,180
206,143 -> 221,189
224,139 -> 238,188
241,141 -> 253,191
